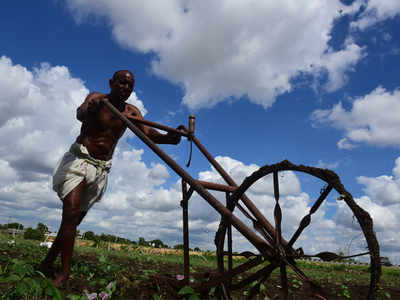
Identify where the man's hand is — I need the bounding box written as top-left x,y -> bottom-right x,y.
87,94 -> 106,113
166,125 -> 185,145
167,129 -> 182,145
77,93 -> 107,122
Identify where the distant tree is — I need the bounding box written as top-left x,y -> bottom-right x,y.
118,237 -> 131,244
24,227 -> 44,241
100,233 -> 108,242
6,222 -> 24,230
91,236 -> 101,248
84,231 -> 96,241
36,222 -> 49,234
173,244 -> 184,250
150,239 -> 167,248
138,237 -> 149,246
194,247 -> 201,252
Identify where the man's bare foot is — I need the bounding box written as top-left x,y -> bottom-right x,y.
52,273 -> 69,288
38,262 -> 55,278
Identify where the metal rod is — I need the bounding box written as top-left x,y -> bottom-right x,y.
280,263 -> 289,300
192,137 -> 286,245
273,171 -> 283,249
194,256 -> 264,292
181,180 -> 190,284
102,99 -> 271,256
287,184 -> 333,249
198,180 -> 237,192
226,193 -> 233,287
126,115 -> 189,137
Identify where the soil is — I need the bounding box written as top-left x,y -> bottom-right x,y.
56,253 -> 399,300
1,243 -> 399,300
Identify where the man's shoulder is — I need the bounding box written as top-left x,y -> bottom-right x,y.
86,92 -> 108,100
125,103 -> 140,112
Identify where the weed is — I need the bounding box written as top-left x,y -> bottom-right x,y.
377,284 -> 392,300
291,278 -> 303,289
0,259 -> 62,300
339,284 -> 351,299
178,285 -> 201,300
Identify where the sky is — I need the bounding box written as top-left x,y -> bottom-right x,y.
0,0 -> 399,264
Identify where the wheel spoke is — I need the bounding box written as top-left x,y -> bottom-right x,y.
273,171 -> 283,249
310,184 -> 333,215
287,184 -> 333,249
231,262 -> 279,291
246,271 -> 273,300
283,257 -> 327,299
233,200 -> 276,254
279,263 -> 289,300
284,257 -> 311,282
220,282 -> 231,300
253,220 -> 275,246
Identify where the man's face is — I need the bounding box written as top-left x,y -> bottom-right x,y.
110,71 -> 134,101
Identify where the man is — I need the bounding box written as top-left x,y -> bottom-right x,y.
40,70 -> 181,287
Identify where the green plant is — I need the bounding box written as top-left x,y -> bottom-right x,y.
340,284 -> 351,299
291,278 -> 303,289
0,259 -> 62,300
178,285 -> 201,300
82,281 -> 116,300
23,227 -> 45,241
138,268 -> 157,280
377,284 -> 392,300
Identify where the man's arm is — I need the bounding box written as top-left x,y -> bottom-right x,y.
76,92 -> 107,122
126,105 -> 181,145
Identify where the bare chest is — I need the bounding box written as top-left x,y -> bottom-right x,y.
87,105 -> 127,138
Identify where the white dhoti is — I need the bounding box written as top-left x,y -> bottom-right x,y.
52,143 -> 112,211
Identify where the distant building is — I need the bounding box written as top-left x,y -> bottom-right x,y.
7,228 -> 25,235
380,257 -> 392,267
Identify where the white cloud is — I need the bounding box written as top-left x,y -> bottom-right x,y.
66,0 -> 365,109
311,86 -> 400,148
315,159 -> 340,169
332,157 -> 400,264
0,56 -> 88,178
351,0 -> 400,30
0,159 -> 18,184
357,157 -> 400,206
318,42 -> 366,92
335,194 -> 400,262
337,138 -> 357,150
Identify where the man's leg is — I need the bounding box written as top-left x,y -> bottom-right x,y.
39,209 -> 87,277
50,180 -> 86,287
39,229 -> 63,277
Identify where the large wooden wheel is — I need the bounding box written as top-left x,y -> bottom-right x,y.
214,160 -> 381,300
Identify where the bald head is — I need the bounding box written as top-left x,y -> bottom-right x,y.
112,70 -> 134,83
109,70 -> 135,101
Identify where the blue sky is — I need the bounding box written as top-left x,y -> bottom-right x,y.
1,1 -> 399,264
